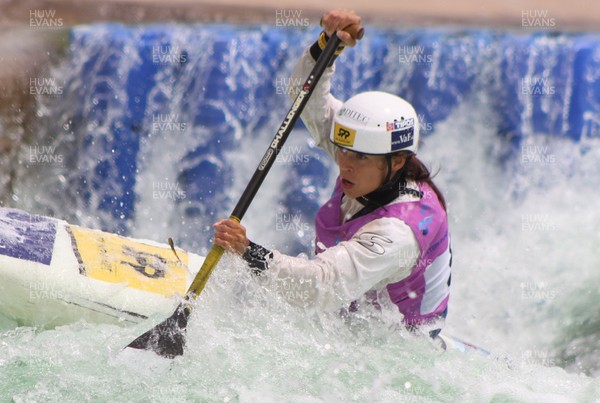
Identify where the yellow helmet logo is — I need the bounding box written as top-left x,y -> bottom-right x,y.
333,123 -> 356,147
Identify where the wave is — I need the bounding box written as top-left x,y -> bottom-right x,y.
1,23 -> 599,396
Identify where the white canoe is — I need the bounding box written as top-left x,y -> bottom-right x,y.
0,207 -> 490,355
0,207 -> 204,327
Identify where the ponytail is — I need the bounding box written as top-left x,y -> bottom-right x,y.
399,153 -> 447,211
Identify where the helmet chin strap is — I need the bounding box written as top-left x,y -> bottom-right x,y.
354,153 -> 419,216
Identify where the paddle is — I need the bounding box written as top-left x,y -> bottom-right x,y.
124,25 -> 364,358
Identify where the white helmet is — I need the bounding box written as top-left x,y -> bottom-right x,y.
330,91 -> 419,155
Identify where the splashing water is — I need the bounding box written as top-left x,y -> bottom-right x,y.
1,23 -> 599,401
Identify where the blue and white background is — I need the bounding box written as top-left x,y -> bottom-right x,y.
1,23 -> 599,401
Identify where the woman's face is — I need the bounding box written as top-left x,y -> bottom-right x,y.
335,147 -> 405,199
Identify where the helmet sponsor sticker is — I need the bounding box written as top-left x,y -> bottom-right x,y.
391,127 -> 414,151
338,107 -> 370,124
333,123 -> 356,147
386,118 -> 414,132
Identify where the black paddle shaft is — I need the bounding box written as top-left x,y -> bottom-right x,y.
231,32 -> 344,219
124,26 -> 363,358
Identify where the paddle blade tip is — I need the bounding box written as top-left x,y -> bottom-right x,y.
123,307 -> 191,359
124,324 -> 187,359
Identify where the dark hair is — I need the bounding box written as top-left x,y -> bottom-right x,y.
399,152 -> 447,211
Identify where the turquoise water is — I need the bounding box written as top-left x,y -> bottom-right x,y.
0,255 -> 598,402
1,23 -> 600,401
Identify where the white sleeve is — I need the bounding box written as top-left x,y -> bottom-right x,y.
288,47 -> 342,160
262,217 -> 420,311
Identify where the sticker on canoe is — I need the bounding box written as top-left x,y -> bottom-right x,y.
66,226 -> 188,297
0,208 -> 57,265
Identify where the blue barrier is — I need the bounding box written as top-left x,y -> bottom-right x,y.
52,24 -> 598,252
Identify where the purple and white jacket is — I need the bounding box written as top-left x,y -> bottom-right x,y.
260,48 -> 451,325
315,179 -> 451,324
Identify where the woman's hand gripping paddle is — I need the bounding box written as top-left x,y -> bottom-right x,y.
123,25 -> 364,359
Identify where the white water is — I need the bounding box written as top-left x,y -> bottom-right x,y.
2,98 -> 600,402
1,25 -> 600,402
